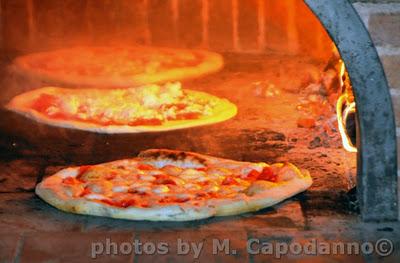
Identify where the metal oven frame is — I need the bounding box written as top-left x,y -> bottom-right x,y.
305,0 -> 398,221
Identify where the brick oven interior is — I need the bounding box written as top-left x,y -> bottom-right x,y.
0,0 -> 399,262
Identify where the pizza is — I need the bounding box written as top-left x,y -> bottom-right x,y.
35,149 -> 313,221
5,82 -> 237,133
12,46 -> 224,88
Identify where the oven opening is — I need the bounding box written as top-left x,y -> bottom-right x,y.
0,0 -> 358,210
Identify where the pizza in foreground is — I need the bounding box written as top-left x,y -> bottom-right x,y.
5,82 -> 237,133
12,46 -> 224,87
35,149 -> 313,221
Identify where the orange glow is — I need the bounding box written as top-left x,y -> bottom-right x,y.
336,60 -> 357,153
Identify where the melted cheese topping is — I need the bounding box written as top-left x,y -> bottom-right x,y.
60,159 -> 279,208
31,82 -> 219,126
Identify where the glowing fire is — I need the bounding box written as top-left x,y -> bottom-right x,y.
336,60 -> 357,153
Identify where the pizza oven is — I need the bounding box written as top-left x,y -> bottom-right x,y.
0,0 -> 399,261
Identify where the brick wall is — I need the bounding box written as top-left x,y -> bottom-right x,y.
352,2 -> 400,178
0,0 -> 333,62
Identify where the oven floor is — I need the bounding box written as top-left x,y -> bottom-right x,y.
0,192 -> 399,262
0,157 -> 398,262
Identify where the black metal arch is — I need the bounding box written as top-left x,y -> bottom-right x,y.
304,0 -> 398,221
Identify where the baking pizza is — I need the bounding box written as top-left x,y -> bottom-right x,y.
5,82 -> 237,133
12,46 -> 224,88
35,149 -> 313,221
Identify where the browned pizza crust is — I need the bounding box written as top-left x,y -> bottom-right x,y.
12,46 -> 224,88
35,149 -> 313,221
5,86 -> 237,133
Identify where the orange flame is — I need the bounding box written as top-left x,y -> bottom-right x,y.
336,60 -> 357,153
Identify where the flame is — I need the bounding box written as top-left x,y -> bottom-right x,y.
336,60 -> 357,153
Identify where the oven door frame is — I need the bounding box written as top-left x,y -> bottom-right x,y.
305,0 -> 398,221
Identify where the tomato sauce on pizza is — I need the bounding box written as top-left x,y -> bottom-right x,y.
65,161 -> 279,208
35,149 -> 312,221
6,82 -> 238,132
